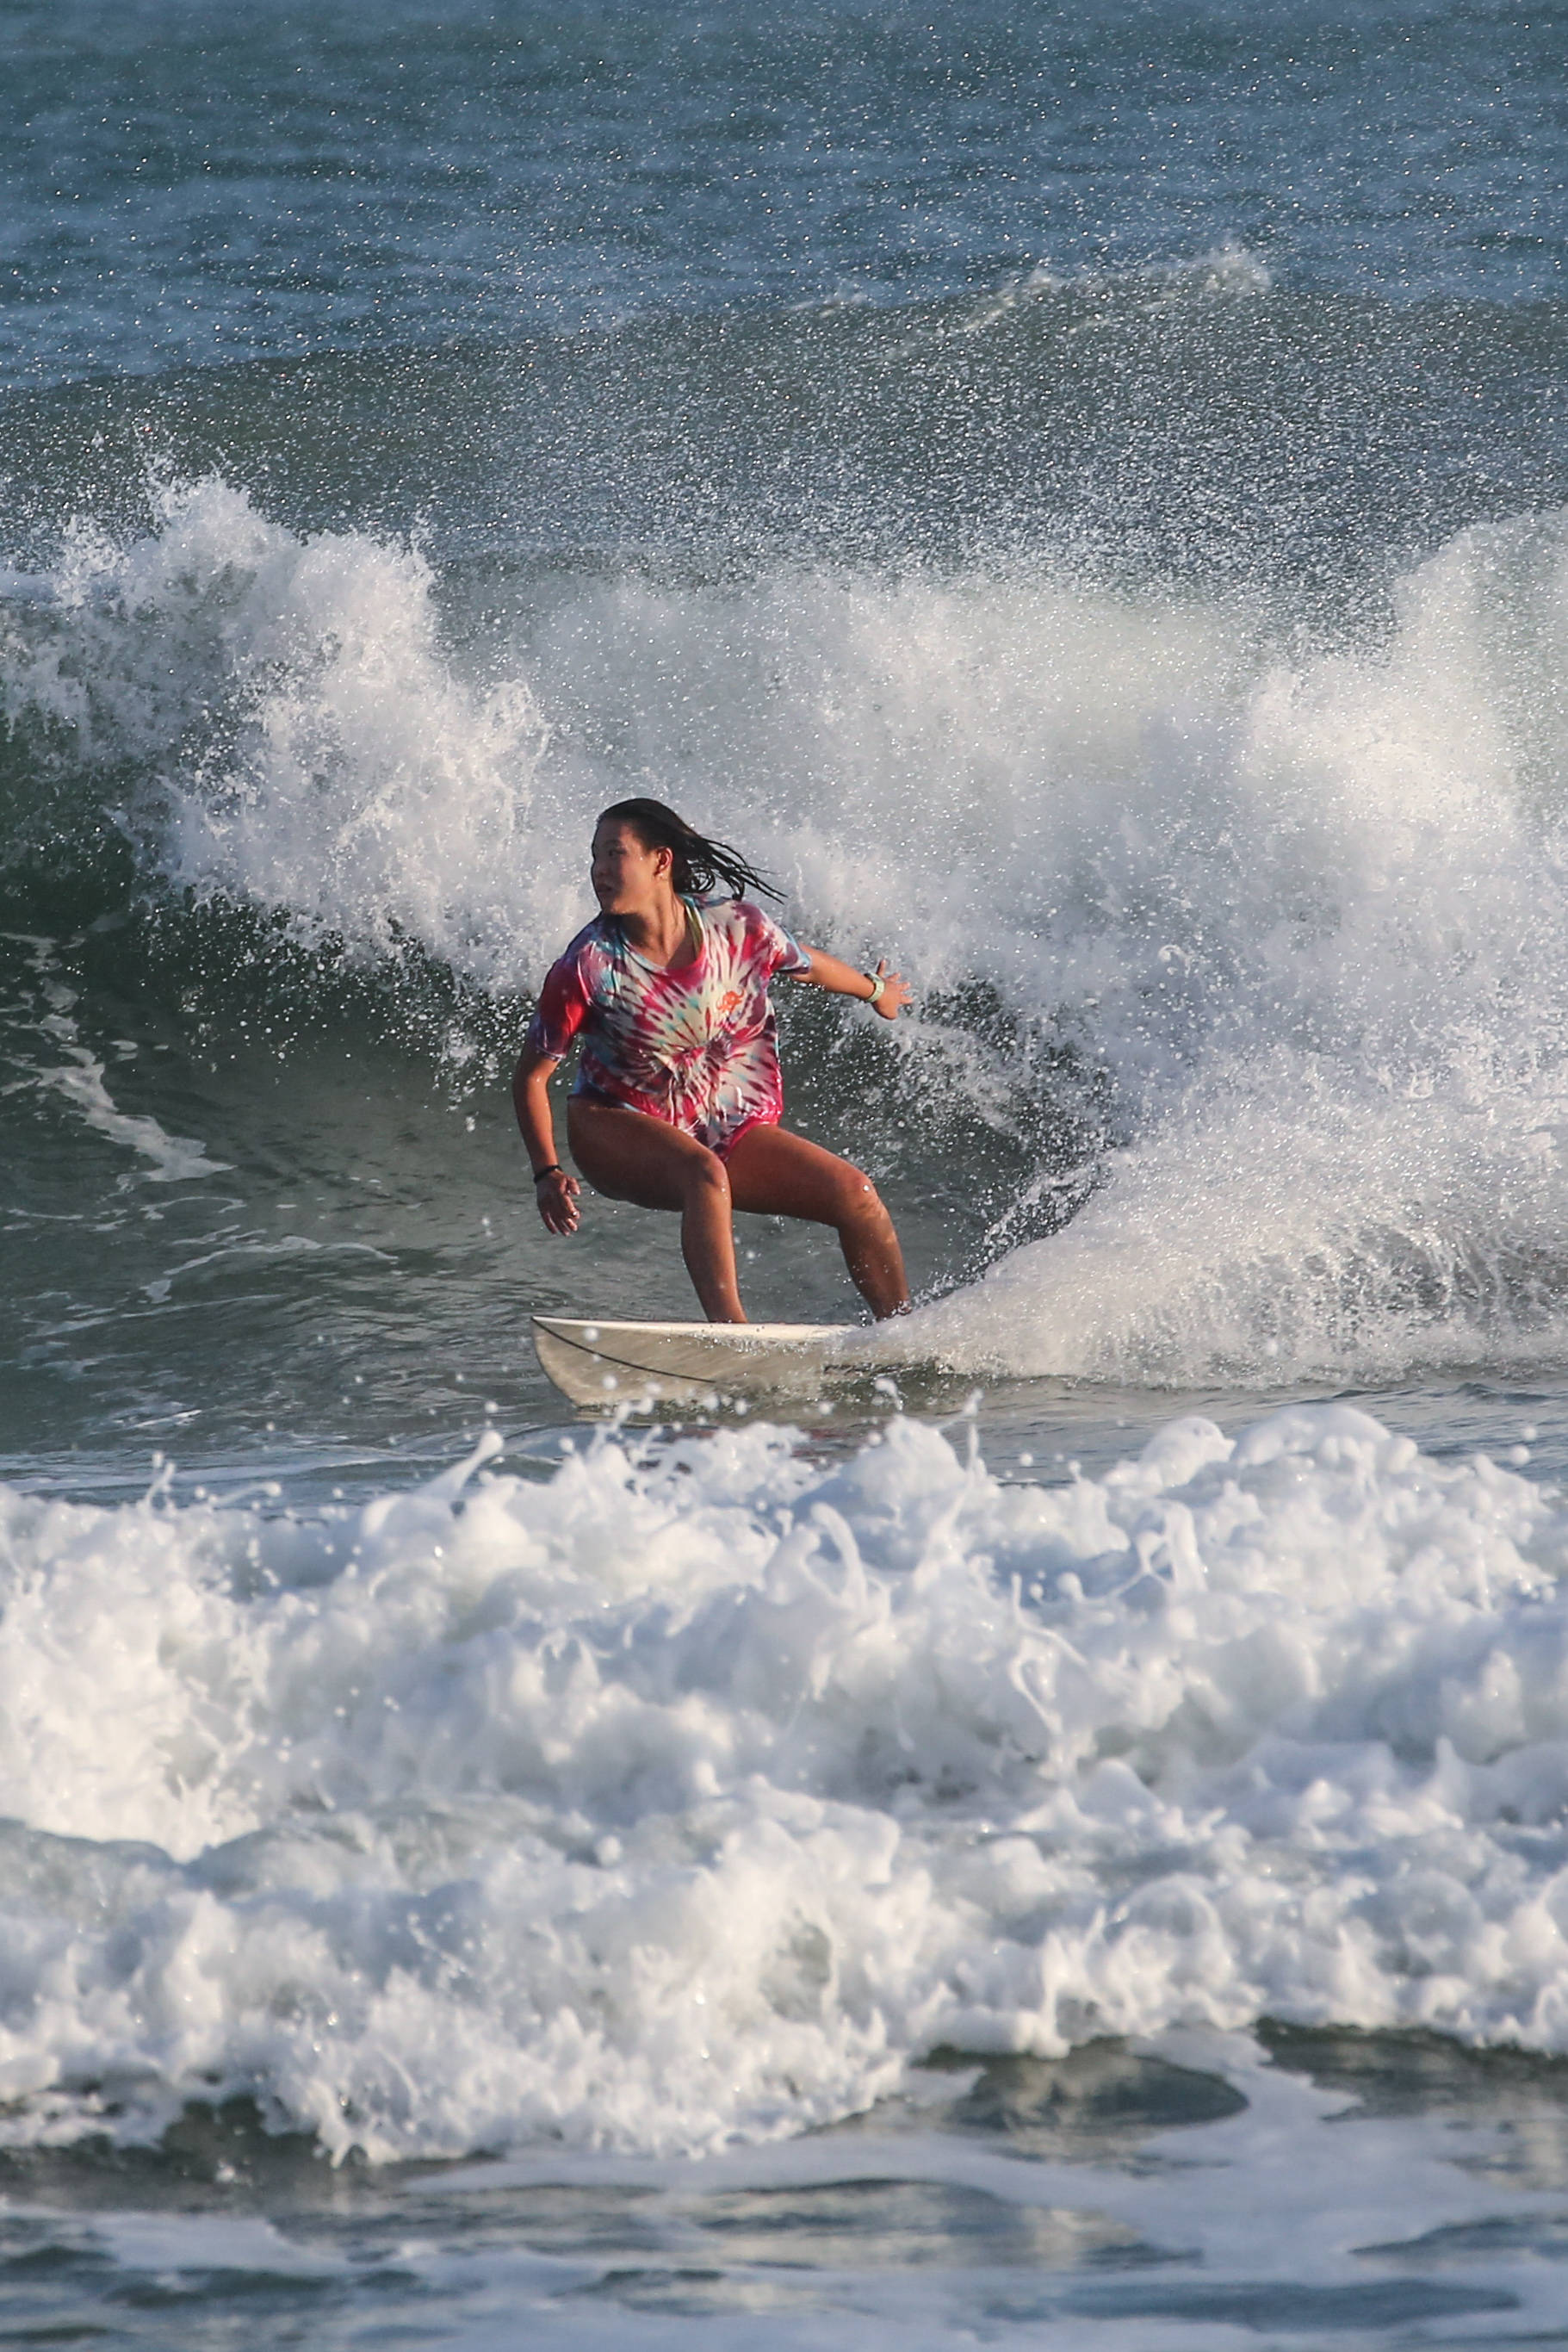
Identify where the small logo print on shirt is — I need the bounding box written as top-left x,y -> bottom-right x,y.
716,988 -> 743,1014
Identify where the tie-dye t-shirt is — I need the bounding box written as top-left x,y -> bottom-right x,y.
524,897 -> 813,1157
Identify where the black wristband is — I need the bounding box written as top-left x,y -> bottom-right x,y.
533,1164 -> 564,1185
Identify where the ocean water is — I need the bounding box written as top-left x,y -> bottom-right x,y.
6,1 -> 1568,2342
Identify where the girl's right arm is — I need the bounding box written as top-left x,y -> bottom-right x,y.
511,1046 -> 581,1234
795,948 -> 911,1019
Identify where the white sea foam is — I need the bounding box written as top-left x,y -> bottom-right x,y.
9,479 -> 1568,1382
3,1406 -> 1568,2163
3,477 -> 569,977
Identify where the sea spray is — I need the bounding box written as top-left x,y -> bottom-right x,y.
1,475 -> 561,975
9,480 -> 1568,1384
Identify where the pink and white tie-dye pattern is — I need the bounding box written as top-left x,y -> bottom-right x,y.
524,898 -> 812,1157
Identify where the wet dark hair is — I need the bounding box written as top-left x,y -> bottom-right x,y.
596,797 -> 782,903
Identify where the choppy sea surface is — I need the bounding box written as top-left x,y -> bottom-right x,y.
7,3 -> 1568,2342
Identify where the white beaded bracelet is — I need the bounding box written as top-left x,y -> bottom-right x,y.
865,972 -> 885,1005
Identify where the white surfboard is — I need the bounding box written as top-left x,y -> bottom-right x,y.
531,1314 -> 869,1407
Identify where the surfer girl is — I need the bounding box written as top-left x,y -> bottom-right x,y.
513,798 -> 911,1322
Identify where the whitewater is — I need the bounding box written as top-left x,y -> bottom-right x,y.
8,1398 -> 1568,2163
11,471 -> 1568,1389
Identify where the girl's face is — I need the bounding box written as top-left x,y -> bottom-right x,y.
591,821 -> 672,916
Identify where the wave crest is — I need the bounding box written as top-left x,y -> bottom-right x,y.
8,479 -> 1568,1381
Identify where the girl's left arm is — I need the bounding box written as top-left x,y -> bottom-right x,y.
794,946 -> 911,1021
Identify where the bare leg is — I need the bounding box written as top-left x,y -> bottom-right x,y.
726,1125 -> 909,1319
567,1106 -> 909,1323
567,1102 -> 747,1320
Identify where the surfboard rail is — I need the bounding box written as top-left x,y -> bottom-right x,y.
530,1314 -> 864,1406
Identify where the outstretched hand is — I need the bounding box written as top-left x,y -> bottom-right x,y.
868,959 -> 912,1020
536,1168 -> 581,1234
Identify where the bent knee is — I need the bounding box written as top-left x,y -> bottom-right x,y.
681,1148 -> 732,1201
834,1164 -> 886,1221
